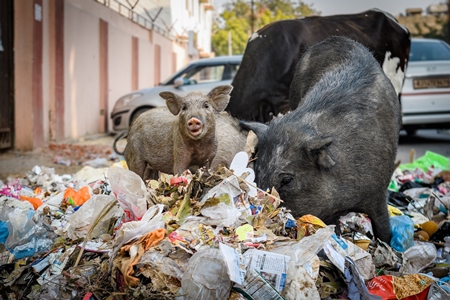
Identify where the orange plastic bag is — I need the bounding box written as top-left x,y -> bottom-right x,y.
64,186 -> 91,206
19,195 -> 43,209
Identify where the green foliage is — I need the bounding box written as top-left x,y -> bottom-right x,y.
212,0 -> 320,56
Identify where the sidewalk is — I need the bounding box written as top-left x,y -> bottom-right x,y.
0,133 -> 125,182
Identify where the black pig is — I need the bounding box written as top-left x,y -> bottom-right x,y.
241,37 -> 401,243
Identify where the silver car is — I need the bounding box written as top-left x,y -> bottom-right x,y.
110,55 -> 242,132
401,38 -> 450,135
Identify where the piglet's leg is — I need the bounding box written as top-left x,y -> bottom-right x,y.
173,152 -> 191,176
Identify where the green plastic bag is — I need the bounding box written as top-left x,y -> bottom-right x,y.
399,151 -> 450,172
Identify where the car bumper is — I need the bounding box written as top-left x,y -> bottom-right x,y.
111,109 -> 131,132
401,89 -> 450,128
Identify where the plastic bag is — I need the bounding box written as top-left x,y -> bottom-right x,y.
400,241 -> 437,274
399,150 -> 450,172
390,215 -> 414,252
82,157 -> 110,168
179,247 -> 232,300
0,220 -> 9,244
3,205 -> 54,259
72,165 -> 109,184
271,226 -> 335,299
272,225 -> 335,266
63,186 -> 91,206
111,204 -> 165,259
138,251 -> 185,280
200,202 -> 241,227
229,151 -> 257,197
108,167 -> 149,221
67,194 -> 123,240
200,175 -> 242,204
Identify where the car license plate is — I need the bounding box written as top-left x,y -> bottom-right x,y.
413,77 -> 450,89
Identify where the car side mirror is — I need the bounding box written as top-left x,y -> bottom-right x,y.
174,77 -> 184,88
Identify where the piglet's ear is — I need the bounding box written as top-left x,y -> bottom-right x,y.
207,85 -> 233,112
160,91 -> 182,115
308,137 -> 335,170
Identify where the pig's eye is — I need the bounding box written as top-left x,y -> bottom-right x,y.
182,105 -> 187,111
280,176 -> 293,187
203,102 -> 209,109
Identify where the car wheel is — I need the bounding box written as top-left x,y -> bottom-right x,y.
130,107 -> 153,126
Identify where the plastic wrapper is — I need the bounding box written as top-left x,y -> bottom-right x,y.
108,166 -> 149,221
366,274 -> 435,300
67,194 -> 123,240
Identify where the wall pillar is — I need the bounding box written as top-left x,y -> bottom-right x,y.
48,0 -> 64,141
99,19 -> 108,133
14,0 -> 36,150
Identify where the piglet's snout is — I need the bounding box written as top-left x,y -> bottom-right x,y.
187,117 -> 203,136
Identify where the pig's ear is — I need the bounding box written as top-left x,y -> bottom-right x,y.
160,92 -> 182,115
308,137 -> 335,170
207,85 -> 233,112
239,121 -> 268,138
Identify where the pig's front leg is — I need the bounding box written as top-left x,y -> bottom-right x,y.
173,150 -> 192,176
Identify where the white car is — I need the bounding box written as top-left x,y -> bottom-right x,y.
401,38 -> 450,135
110,55 -> 242,132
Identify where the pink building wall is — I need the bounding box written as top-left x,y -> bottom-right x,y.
13,0 -> 189,150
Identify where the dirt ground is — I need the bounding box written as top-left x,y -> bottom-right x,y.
0,133 -> 127,182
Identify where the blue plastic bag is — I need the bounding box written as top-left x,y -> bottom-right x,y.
389,215 -> 414,252
0,221 -> 8,244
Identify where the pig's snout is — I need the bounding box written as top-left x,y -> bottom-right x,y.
187,117 -> 203,136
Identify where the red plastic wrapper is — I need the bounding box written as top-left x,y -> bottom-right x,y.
170,176 -> 188,187
366,274 -> 433,300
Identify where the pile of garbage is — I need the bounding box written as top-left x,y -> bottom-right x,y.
1,150 -> 450,299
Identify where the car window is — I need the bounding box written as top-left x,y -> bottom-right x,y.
230,64 -> 240,79
410,41 -> 450,61
181,65 -> 225,85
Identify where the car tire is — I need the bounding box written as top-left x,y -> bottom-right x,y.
130,107 -> 153,126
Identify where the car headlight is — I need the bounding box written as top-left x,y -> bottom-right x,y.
114,92 -> 143,110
